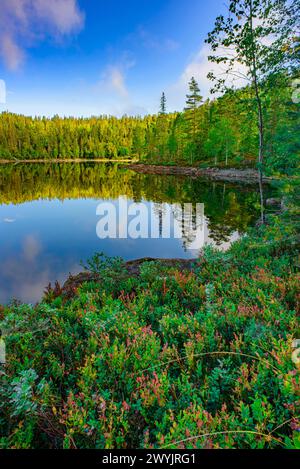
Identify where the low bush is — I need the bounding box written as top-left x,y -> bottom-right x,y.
0,215 -> 299,449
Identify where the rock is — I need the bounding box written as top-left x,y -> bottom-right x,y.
61,257 -> 200,300
266,197 -> 281,207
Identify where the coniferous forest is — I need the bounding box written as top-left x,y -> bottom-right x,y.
0,73 -> 299,176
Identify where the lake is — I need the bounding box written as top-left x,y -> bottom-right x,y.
0,163 -> 273,304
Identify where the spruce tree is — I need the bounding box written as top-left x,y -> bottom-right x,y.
184,77 -> 203,164
185,77 -> 203,112
157,92 -> 168,161
160,92 -> 167,115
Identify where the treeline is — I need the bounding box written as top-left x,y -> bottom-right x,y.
0,73 -> 298,174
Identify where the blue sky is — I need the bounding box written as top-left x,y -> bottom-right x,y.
0,0 -> 226,117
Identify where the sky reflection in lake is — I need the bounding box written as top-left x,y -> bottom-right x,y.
0,163 -> 273,304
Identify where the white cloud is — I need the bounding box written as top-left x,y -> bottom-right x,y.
90,56 -> 148,116
92,67 -> 148,117
103,66 -> 129,98
0,79 -> 7,104
94,53 -> 136,100
167,44 -> 248,111
1,34 -> 25,71
0,0 -> 84,70
168,16 -> 277,110
34,0 -> 84,34
138,27 -> 179,52
23,235 -> 42,263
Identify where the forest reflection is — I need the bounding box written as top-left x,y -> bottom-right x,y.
0,163 -> 275,303
0,162 -> 273,243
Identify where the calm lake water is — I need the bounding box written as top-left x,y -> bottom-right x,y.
0,163 -> 273,304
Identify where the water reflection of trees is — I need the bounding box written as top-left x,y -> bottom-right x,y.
0,163 -> 274,244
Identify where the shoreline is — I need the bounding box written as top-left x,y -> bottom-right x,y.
0,158 -> 137,164
125,163 -> 273,183
0,159 -> 273,183
62,257 -> 199,299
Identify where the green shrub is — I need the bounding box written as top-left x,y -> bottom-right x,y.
0,215 -> 299,449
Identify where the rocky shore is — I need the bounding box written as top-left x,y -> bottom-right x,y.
62,257 -> 198,299
125,163 -> 272,183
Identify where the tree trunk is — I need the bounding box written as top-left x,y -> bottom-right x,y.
258,170 -> 265,225
254,82 -> 265,224
250,0 -> 265,224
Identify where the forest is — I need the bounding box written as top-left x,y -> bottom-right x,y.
0,72 -> 298,176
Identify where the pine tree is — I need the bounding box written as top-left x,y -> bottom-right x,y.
160,92 -> 167,115
185,77 -> 203,112
184,77 -> 203,163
